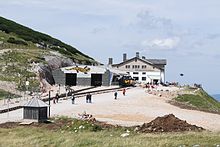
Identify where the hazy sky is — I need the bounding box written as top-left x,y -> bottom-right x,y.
1,0 -> 220,94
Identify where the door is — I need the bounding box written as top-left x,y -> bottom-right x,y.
65,73 -> 77,86
91,74 -> 102,86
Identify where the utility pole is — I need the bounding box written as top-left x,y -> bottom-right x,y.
48,91 -> 51,118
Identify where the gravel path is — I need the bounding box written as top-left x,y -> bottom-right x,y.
1,87 -> 220,132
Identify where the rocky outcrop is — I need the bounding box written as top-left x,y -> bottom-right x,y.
38,56 -> 74,86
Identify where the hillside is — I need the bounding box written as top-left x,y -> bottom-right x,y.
0,16 -> 95,63
171,87 -> 220,113
0,16 -> 97,92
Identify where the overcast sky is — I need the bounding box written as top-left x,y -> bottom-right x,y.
1,0 -> 220,94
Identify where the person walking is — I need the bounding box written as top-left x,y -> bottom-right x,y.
122,88 -> 126,96
89,93 -> 92,103
86,93 -> 89,103
55,93 -> 59,103
71,93 -> 75,104
114,91 -> 118,100
53,96 -> 56,104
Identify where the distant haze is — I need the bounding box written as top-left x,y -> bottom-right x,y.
212,94 -> 220,102
0,0 -> 220,94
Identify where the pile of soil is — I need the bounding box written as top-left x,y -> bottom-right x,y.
0,117 -> 118,130
138,114 -> 204,133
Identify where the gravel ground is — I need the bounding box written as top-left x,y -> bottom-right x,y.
0,87 -> 220,132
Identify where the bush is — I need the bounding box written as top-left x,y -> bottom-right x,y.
7,37 -> 28,46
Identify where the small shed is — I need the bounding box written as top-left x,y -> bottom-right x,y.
23,97 -> 48,122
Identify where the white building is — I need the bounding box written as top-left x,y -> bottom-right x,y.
109,52 -> 167,84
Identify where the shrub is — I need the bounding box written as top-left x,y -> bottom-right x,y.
7,37 -> 28,46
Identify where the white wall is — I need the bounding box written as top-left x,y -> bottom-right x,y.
129,71 -> 161,83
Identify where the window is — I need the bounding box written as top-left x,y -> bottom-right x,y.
133,77 -> 139,81
137,65 -> 140,68
142,77 -> 146,81
132,65 -> 135,68
133,72 -> 138,74
142,65 -> 147,69
125,65 -> 130,68
142,72 -> 146,75
127,72 -> 130,74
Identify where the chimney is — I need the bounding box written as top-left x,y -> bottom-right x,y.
108,58 -> 113,65
142,56 -> 146,59
136,52 -> 139,58
123,53 -> 127,62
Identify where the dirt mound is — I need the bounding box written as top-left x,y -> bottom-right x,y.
138,114 -> 204,133
0,122 -> 19,128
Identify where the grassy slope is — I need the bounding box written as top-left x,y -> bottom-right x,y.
0,16 -> 95,63
0,89 -> 20,100
174,88 -> 220,113
0,47 -> 45,90
0,126 -> 219,146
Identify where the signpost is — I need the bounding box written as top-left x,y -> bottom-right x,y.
7,95 -> 11,119
25,81 -> 29,100
48,91 -> 51,118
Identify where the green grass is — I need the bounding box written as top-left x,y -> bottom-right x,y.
174,88 -> 220,113
0,16 -> 95,63
0,117 -> 219,147
0,126 -> 219,147
0,49 -> 43,90
0,89 -> 20,100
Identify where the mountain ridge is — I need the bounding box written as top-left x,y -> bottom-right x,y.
0,16 -> 97,91
0,16 -> 95,64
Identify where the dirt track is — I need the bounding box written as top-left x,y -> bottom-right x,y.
1,87 -> 220,132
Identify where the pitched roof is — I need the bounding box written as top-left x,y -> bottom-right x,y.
147,59 -> 167,65
112,57 -> 166,70
24,97 -> 48,107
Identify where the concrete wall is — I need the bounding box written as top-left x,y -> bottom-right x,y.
160,70 -> 165,83
102,70 -> 111,86
53,69 -> 114,86
77,77 -> 91,86
52,69 -> 65,85
129,71 -> 161,83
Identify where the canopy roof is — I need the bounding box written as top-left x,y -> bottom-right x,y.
61,65 -> 106,74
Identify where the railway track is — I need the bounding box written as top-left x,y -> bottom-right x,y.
0,86 -> 128,114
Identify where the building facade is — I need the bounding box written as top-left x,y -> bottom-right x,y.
110,52 -> 167,84
52,65 -> 127,87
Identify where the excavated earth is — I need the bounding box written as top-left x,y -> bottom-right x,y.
137,114 -> 205,133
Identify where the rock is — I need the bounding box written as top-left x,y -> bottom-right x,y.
38,56 -> 75,91
120,133 -> 129,137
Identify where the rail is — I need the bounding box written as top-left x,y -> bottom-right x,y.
0,86 -> 127,114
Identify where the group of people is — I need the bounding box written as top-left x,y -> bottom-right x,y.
86,93 -> 92,103
114,88 -> 126,100
54,88 -> 127,105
